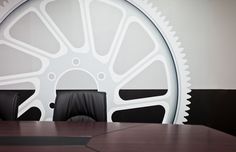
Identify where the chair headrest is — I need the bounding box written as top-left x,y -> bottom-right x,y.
53,91 -> 107,122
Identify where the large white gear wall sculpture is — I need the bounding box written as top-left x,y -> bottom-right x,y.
0,0 -> 191,123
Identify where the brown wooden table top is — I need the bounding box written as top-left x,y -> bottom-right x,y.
0,121 -> 235,152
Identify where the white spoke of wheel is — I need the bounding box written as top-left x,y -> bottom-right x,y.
84,0 -> 120,60
79,0 -> 90,52
108,17 -> 131,72
0,77 -> 39,92
109,16 -> 160,83
82,0 -> 94,55
34,77 -> 57,121
85,0 -> 126,63
109,54 -> 177,123
115,54 -> 160,87
108,93 -> 173,123
40,0 -> 88,54
16,76 -> 57,121
4,6 -> 67,58
107,100 -> 169,122
115,54 -> 174,96
112,55 -> 173,105
116,51 -> 160,87
0,77 -> 44,119
0,40 -> 49,81
18,99 -> 45,121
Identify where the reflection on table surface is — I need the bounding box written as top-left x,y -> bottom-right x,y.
0,121 -> 235,152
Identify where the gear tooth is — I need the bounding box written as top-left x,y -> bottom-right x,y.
182,118 -> 188,123
160,16 -> 166,21
148,2 -> 153,8
183,116 -> 189,123
186,100 -> 191,105
185,113 -> 190,117
143,0 -> 148,3
185,70 -> 190,75
185,101 -> 191,106
176,41 -> 181,46
186,89 -> 192,94
171,31 -> 176,37
184,111 -> 189,116
183,64 -> 189,69
164,21 -> 170,27
184,74 -> 190,81
186,72 -> 191,77
152,7 -> 158,12
186,77 -> 191,82
182,65 -> 189,71
180,52 -> 186,58
185,82 -> 191,88
186,99 -> 191,104
187,88 -> 192,93
173,36 -> 178,41
174,36 -> 179,42
187,78 -> 191,83
182,58 -> 187,64
178,47 -> 184,52
186,94 -> 191,99
184,116 -> 189,120
167,26 -> 173,31
156,11 -> 162,17
185,104 -> 190,110
186,75 -> 191,81
182,68 -> 188,73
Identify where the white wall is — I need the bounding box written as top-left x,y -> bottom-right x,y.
150,0 -> 236,89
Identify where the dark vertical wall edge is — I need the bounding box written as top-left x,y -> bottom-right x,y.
186,89 -> 236,136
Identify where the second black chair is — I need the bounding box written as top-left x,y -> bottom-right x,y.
53,91 -> 107,122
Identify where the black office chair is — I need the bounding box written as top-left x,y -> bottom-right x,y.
0,91 -> 19,120
53,91 -> 107,122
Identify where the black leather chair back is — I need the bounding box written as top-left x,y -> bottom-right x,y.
0,91 -> 19,120
53,91 -> 107,122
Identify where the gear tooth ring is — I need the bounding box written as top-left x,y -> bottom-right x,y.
0,0 -> 191,123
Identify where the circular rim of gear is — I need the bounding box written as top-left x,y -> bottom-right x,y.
0,0 -> 191,124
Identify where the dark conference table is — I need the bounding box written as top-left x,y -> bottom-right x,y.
0,121 -> 235,152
